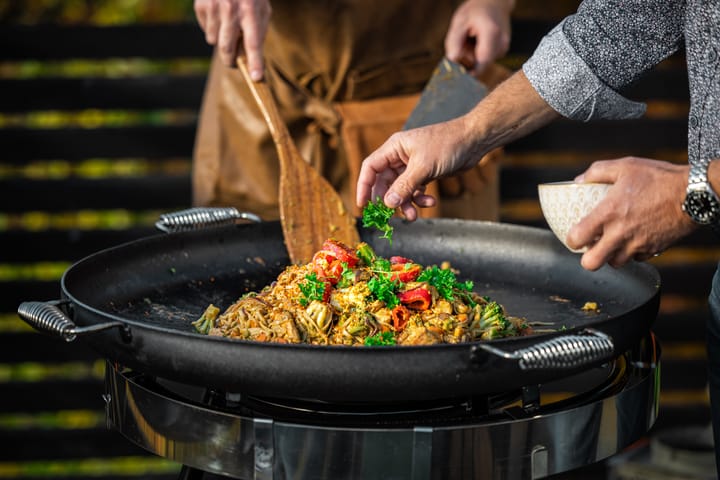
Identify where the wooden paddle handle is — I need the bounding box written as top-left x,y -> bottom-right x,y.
234,48 -> 361,264
235,53 -> 290,145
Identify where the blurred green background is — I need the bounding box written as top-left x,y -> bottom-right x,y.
1,2 -> 203,478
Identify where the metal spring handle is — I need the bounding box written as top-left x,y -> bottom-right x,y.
155,207 -> 262,233
17,301 -> 129,343
475,329 -> 614,370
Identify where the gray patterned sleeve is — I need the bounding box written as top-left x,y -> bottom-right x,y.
522,0 -> 684,122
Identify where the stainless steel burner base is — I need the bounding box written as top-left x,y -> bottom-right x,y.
104,335 -> 660,480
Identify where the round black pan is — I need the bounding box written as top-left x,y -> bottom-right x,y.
57,219 -> 660,403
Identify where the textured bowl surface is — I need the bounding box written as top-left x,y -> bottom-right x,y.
538,181 -> 610,253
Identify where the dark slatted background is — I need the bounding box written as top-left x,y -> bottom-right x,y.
0,1 -> 713,479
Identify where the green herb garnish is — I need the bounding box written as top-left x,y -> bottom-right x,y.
298,273 -> 327,306
417,265 -> 473,301
372,257 -> 392,275
364,331 -> 397,346
336,262 -> 355,288
362,197 -> 395,244
367,275 -> 400,308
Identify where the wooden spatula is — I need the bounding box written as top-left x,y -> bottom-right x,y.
235,53 -> 360,265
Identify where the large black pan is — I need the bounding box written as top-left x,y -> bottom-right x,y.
19,218 -> 660,404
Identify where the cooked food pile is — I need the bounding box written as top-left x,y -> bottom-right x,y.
193,239 -> 532,346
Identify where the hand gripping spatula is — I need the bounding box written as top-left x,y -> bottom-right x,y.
403,58 -> 488,130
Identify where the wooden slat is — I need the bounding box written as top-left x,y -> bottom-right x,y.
0,76 -> 207,112
0,228 -> 158,263
500,165 -> 586,199
2,281 -> 65,313
0,120 -> 687,165
654,409 -> 712,433
8,472 -> 177,480
506,118 -> 688,153
0,176 -> 191,212
655,265 -> 715,297
655,312 -> 709,344
0,24 -> 211,60
659,359 -> 710,391
0,429 -> 147,461
0,380 -> 104,411
0,333 -> 103,363
0,126 -> 197,162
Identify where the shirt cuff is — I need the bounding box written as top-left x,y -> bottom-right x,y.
522,20 -> 647,122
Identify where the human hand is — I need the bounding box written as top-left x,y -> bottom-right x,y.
444,0 -> 514,74
194,0 -> 271,79
356,117 -> 487,221
566,157 -> 697,271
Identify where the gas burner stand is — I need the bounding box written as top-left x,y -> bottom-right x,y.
104,334 -> 660,480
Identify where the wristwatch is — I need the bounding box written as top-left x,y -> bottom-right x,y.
682,160 -> 720,226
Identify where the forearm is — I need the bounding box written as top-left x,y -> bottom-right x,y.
466,70 -> 560,154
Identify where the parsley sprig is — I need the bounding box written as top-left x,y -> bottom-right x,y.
336,262 -> 355,288
298,272 -> 327,306
365,256 -> 400,307
367,275 -> 400,308
364,331 -> 397,346
417,266 -> 473,301
362,197 -> 395,244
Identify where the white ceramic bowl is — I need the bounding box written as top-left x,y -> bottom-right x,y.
537,181 -> 610,253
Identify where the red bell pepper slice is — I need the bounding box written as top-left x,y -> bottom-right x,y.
312,251 -> 346,285
398,287 -> 431,310
392,305 -> 411,332
321,280 -> 332,303
390,256 -> 414,265
319,239 -> 358,268
390,263 -> 422,283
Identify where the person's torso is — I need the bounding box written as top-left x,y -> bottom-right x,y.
264,0 -> 462,101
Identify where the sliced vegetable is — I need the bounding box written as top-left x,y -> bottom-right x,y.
311,252 -> 345,285
390,262 -> 422,283
391,305 -> 411,331
319,239 -> 358,268
390,256 -> 413,264
398,287 -> 431,310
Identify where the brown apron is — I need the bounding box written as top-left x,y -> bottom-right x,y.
192,0 -> 509,221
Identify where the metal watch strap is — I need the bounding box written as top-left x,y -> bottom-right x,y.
687,159 -> 720,233
689,158 -> 713,186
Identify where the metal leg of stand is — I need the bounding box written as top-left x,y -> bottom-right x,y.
178,465 -> 205,480
176,389 -> 226,480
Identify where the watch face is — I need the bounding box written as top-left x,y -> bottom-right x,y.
684,190 -> 720,224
